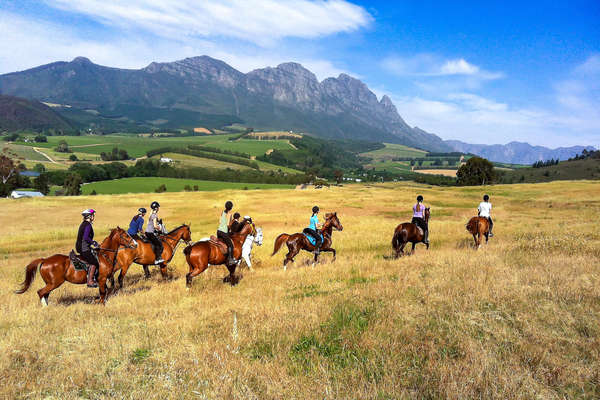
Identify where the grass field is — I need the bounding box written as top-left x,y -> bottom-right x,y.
150,153 -> 252,170
0,181 -> 599,398
81,177 -> 295,194
361,142 -> 427,161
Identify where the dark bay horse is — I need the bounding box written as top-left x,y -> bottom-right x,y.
15,227 -> 136,305
392,208 -> 430,257
112,224 -> 192,288
272,212 -> 343,270
466,216 -> 490,249
183,221 -> 256,289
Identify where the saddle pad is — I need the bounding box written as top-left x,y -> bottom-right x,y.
303,233 -> 324,246
69,250 -> 88,271
209,236 -> 228,254
415,226 -> 424,236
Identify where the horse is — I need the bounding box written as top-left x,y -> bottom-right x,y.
198,226 -> 263,270
466,216 -> 490,249
391,208 -> 430,257
15,227 -> 136,306
271,212 -> 343,270
112,224 -> 192,288
183,220 -> 257,289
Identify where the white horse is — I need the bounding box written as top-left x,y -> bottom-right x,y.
197,226 -> 263,270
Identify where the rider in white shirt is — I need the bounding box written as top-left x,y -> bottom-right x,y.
478,194 -> 493,237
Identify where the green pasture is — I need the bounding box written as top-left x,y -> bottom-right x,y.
360,142 -> 427,161
2,144 -> 48,161
150,153 -> 251,170
81,177 -> 295,194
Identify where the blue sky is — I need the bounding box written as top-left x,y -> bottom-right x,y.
1,0 -> 598,147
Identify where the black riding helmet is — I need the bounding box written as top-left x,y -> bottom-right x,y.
312,205 -> 319,214
225,201 -> 233,211
138,207 -> 147,214
483,194 -> 490,201
233,212 -> 240,219
417,195 -> 424,202
150,201 -> 160,210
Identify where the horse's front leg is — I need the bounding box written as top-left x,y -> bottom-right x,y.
283,244 -> 299,271
411,242 -> 416,255
320,247 -> 336,262
97,275 -> 108,305
159,263 -> 168,279
143,265 -> 151,279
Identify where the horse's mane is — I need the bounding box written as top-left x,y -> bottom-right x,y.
166,224 -> 187,235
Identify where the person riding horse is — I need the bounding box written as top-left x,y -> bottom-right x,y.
76,209 -> 100,288
230,212 -> 242,233
303,206 -> 323,255
145,201 -> 164,264
127,207 -> 147,240
218,201 -> 236,266
478,194 -> 494,237
412,195 -> 429,245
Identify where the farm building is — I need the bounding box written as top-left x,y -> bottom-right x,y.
10,190 -> 45,199
160,157 -> 173,163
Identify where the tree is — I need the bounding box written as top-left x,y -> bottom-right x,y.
456,157 -> 496,186
0,155 -> 17,184
155,184 -> 167,193
63,173 -> 82,196
69,154 -> 78,161
333,169 -> 344,184
34,135 -> 48,143
34,173 -> 50,195
55,140 -> 70,153
33,163 -> 46,173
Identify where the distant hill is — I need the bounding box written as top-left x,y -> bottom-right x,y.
497,157 -> 600,184
0,95 -> 74,132
445,140 -> 596,165
0,56 -> 450,152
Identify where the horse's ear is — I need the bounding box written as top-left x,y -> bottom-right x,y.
334,212 -> 337,216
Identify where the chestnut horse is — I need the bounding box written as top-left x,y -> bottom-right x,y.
391,208 -> 430,257
272,212 -> 343,270
112,224 -> 192,288
466,216 -> 490,249
183,221 -> 256,289
15,227 -> 136,306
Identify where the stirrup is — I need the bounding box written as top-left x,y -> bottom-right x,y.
155,258 -> 164,265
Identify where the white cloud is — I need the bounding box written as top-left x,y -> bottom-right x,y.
382,53 -> 503,79
44,0 -> 372,46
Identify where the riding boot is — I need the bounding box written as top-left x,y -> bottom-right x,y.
87,265 -> 98,288
488,218 -> 494,237
423,230 -> 429,244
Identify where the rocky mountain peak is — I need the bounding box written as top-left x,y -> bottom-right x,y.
71,56 -> 93,65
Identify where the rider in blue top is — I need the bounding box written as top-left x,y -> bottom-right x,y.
303,206 -> 323,254
127,207 -> 147,239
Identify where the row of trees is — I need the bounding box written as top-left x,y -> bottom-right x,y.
532,159 -> 560,168
100,147 -> 130,161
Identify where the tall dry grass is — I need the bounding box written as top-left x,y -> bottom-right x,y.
0,181 -> 599,399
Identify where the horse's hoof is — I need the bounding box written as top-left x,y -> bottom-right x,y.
40,298 -> 48,307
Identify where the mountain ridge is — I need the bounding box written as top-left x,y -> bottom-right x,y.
0,56 -> 451,151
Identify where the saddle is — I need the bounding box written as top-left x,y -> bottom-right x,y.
209,236 -> 229,255
69,250 -> 90,271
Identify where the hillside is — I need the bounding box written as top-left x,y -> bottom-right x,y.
498,157 -> 600,183
446,140 -> 595,165
0,94 -> 74,132
0,56 -> 450,151
0,181 -> 598,398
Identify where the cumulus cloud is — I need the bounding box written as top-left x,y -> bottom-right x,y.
44,0 -> 372,46
381,53 -> 503,79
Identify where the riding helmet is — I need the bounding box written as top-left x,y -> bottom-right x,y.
81,208 -> 96,217
483,194 -> 490,201
312,206 -> 319,213
138,207 -> 147,214
417,195 -> 424,202
233,212 -> 240,219
225,201 -> 233,210
151,201 -> 160,210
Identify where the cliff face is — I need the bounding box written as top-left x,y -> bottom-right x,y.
0,56 -> 451,151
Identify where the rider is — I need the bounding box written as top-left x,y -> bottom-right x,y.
145,201 -> 164,264
76,209 -> 100,288
412,195 -> 429,245
303,206 -> 323,255
127,207 -> 147,240
229,212 -> 242,233
218,201 -> 236,266
478,194 -> 494,237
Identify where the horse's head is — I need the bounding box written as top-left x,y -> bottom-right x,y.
181,224 -> 192,244
114,226 -> 137,249
424,207 -> 431,223
325,212 -> 343,231
254,227 -> 263,246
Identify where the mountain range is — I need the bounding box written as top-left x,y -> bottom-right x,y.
0,56 -> 449,151
445,140 -> 595,164
0,56 -> 594,163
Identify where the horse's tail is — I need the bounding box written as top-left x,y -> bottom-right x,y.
15,258 -> 43,294
392,230 -> 401,250
466,218 -> 477,234
272,234 -> 290,256
183,244 -> 193,257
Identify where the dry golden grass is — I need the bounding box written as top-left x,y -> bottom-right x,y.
414,169 -> 458,177
0,181 -> 599,399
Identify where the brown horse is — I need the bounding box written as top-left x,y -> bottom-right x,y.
183,221 -> 256,289
391,208 -> 430,257
466,216 -> 490,249
272,212 -> 343,270
15,227 -> 136,306
112,224 -> 192,288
